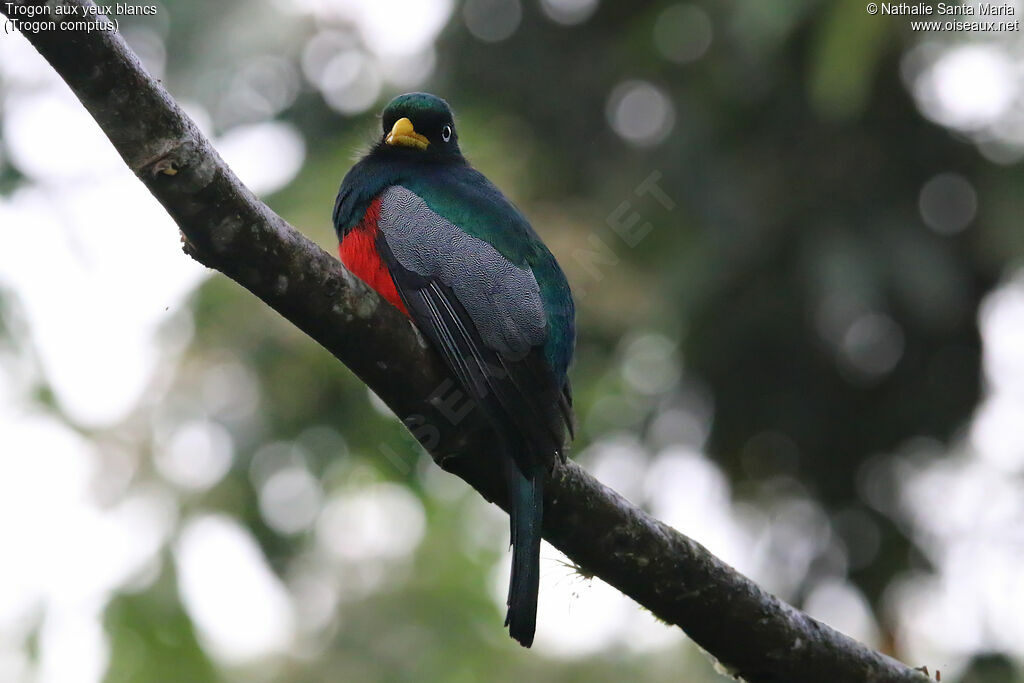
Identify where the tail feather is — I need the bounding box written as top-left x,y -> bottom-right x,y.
505,465 -> 543,647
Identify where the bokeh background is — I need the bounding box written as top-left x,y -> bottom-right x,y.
1,0 -> 1023,681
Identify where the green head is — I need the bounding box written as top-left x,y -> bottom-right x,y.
378,92 -> 462,160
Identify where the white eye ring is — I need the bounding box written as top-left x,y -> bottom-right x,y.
441,124 -> 452,142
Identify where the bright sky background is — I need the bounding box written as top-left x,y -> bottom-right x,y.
2,2 -> 1024,682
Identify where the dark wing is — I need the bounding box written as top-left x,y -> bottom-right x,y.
374,185 -> 570,469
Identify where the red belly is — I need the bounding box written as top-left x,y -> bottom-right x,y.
338,197 -> 409,316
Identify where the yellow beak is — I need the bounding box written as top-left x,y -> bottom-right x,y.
385,117 -> 429,150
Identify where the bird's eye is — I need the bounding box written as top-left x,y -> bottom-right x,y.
441,124 -> 452,142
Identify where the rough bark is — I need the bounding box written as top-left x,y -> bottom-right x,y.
3,2 -> 931,681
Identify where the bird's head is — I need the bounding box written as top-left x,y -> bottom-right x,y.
377,92 -> 461,161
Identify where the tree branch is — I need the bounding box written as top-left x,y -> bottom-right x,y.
4,2 -> 929,681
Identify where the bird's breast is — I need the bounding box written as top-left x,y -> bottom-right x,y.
338,196 -> 409,316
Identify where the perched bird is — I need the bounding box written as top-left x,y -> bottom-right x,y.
333,93 -> 575,647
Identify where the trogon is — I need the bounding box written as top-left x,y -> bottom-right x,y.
333,93 -> 575,647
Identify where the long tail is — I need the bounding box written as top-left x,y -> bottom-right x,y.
504,460 -> 543,648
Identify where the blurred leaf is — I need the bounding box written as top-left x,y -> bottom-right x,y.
104,566 -> 219,683
809,2 -> 891,119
